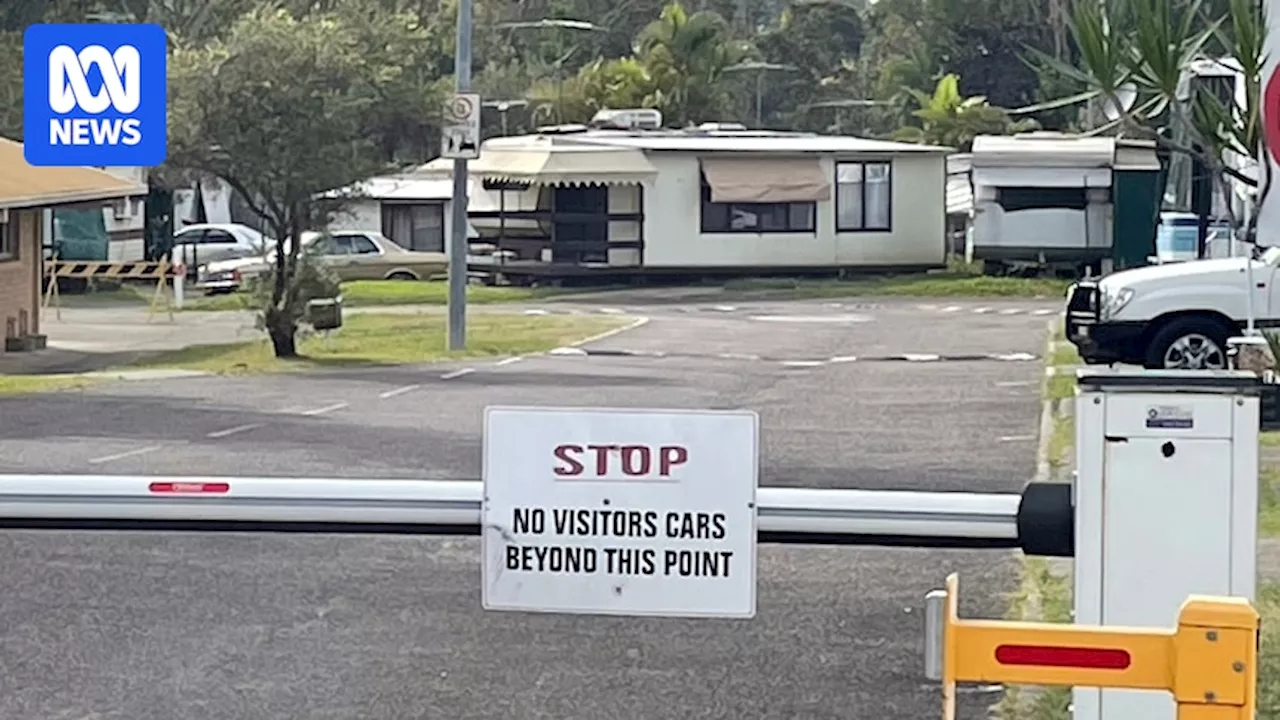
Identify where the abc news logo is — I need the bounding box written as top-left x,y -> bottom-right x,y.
47,44 -> 143,147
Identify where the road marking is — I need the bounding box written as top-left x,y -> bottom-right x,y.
597,307 -> 626,314
829,355 -> 858,363
494,356 -> 523,367
991,352 -> 1039,361
206,423 -> 262,438
717,352 -> 761,360
902,353 -> 941,362
1032,309 -> 1055,315
88,445 -> 161,464
999,308 -> 1022,315
999,435 -> 1038,442
995,380 -> 1035,388
441,368 -> 475,380
523,308 -> 549,315
300,402 -> 348,416
973,307 -> 992,314
780,360 -> 826,368
378,384 -> 420,399
941,305 -> 962,313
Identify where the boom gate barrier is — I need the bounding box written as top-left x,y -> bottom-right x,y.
0,373 -> 1263,717
925,574 -> 1259,720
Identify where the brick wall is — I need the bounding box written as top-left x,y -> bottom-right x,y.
0,209 -> 41,352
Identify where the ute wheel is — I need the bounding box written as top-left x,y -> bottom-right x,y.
386,271 -> 417,281
1143,316 -> 1234,370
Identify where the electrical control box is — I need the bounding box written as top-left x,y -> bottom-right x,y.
1072,368 -> 1258,720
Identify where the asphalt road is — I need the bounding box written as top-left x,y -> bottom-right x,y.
0,297 -> 1055,720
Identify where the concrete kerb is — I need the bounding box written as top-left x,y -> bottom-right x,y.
994,314 -> 1074,720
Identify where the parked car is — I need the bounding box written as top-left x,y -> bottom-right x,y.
197,230 -> 448,293
171,223 -> 271,268
1065,245 -> 1280,370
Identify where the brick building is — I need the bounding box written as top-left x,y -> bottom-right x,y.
0,136 -> 145,354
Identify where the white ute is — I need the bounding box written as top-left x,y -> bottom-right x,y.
1065,246 -> 1280,369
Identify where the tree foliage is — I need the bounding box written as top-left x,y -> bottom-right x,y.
166,6 -> 440,356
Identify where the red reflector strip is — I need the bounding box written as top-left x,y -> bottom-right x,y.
994,645 -> 1132,670
149,482 -> 230,494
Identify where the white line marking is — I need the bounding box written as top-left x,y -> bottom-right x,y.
991,352 -> 1039,361
570,316 -> 650,346
941,305 -> 962,313
523,309 -> 549,315
903,353 -> 941,362
999,435 -> 1037,442
88,445 -> 161,464
494,356 -> 523,367
597,307 -> 625,314
548,346 -> 589,356
717,352 -> 761,361
917,304 -> 937,310
999,308 -> 1022,315
1031,309 -> 1054,315
441,368 -> 475,380
206,423 -> 262,438
300,402 -> 348,416
378,384 -> 420,399
829,355 -> 858,363
995,380 -> 1034,388
973,307 -> 992,314
780,360 -> 826,367
712,305 -> 737,312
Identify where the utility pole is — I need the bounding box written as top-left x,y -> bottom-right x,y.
447,0 -> 474,351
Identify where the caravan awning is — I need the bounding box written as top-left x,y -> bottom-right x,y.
700,157 -> 831,203
473,146 -> 657,187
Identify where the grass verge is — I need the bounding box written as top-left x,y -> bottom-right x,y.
1258,432 -> 1280,537
720,271 -> 1071,299
122,313 -> 630,374
0,375 -> 97,396
180,280 -> 564,311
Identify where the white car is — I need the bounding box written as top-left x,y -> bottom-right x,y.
1065,246 -> 1280,369
197,230 -> 448,293
171,223 -> 271,269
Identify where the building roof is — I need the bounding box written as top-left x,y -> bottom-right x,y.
561,131 -> 952,154
335,175 -> 456,201
0,136 -> 147,210
970,132 -> 1159,170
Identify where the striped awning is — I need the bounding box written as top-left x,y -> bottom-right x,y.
471,145 -> 658,187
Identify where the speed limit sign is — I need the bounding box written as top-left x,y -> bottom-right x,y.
441,92 -> 481,159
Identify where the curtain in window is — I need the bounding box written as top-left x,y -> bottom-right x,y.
382,206 -> 415,249
410,205 -> 444,252
865,164 -> 891,229
837,163 -> 864,229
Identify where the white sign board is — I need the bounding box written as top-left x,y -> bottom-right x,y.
482,406 -> 759,618
441,92 -> 481,160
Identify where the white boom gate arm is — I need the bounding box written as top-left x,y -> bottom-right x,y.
0,475 -> 1074,555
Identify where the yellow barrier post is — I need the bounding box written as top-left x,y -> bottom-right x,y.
42,259 -> 175,322
939,573 -> 1258,720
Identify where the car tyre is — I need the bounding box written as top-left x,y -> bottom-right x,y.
1143,316 -> 1234,370
386,271 -> 417,281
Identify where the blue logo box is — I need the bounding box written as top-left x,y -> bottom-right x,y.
23,23 -> 167,167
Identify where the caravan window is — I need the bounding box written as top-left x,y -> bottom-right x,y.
996,187 -> 1089,212
699,184 -> 816,233
835,162 -> 892,231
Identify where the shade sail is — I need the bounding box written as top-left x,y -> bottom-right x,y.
700,157 -> 831,203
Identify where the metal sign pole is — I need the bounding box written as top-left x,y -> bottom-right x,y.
446,0 -> 474,351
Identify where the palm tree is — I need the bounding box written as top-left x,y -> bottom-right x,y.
634,2 -> 750,125
892,74 -> 1039,150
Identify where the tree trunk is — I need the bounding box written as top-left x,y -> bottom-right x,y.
266,215 -> 297,358
265,307 -> 299,358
